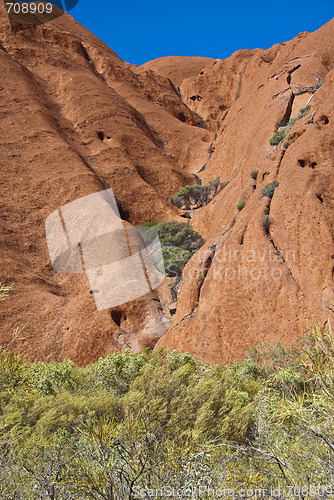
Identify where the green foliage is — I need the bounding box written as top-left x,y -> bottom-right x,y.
269,130 -> 286,146
141,221 -> 204,277
259,180 -> 279,199
0,325 -> 334,495
175,184 -> 201,199
299,104 -> 311,116
169,177 -> 227,209
236,200 -> 246,211
269,106 -> 312,146
250,169 -> 259,180
260,181 -> 279,200
96,349 -> 148,395
2,284 -> 334,495
161,246 -> 194,276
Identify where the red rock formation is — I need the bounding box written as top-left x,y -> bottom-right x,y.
0,5 -> 212,363
0,5 -> 333,365
157,20 -> 334,363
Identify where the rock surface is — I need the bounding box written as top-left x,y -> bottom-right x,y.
0,7 -> 333,365
156,20 -> 334,363
0,6 -> 211,363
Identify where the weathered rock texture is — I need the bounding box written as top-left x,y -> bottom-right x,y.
0,6 -> 333,365
0,6 -> 212,363
156,20 -> 334,363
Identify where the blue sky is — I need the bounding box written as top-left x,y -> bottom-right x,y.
68,1 -> 333,66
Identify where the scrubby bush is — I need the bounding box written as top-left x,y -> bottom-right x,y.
236,200 -> 246,211
259,181 -> 279,199
169,178 -> 227,209
141,221 -> 204,276
269,106 -> 312,146
3,285 -> 334,495
1,282 -> 334,499
250,169 -> 259,180
269,130 -> 286,146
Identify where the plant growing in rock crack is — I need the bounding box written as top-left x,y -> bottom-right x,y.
236,200 -> 246,211
262,215 -> 273,234
283,138 -> 296,149
259,181 -> 279,199
169,178 -> 227,209
250,170 -> 259,180
269,130 -> 286,146
140,221 -> 204,277
269,106 -> 312,146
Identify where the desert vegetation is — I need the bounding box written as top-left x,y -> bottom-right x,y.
269,105 -> 311,146
168,178 -> 228,210
141,221 -> 204,277
259,181 -> 279,199
262,214 -> 273,234
0,281 -> 333,499
250,169 -> 259,180
236,200 -> 246,211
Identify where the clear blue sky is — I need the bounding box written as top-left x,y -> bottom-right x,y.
68,1 -> 333,66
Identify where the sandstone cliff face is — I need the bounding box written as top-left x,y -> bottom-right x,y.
0,6 -> 212,363
0,6 -> 333,365
156,20 -> 334,363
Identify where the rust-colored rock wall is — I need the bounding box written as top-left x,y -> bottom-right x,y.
0,6 -> 333,366
0,6 -> 211,363
157,20 -> 334,364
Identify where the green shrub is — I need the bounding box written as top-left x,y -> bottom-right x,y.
250,170 -> 259,180
306,118 -> 313,125
175,184 -> 201,199
269,130 -> 286,146
236,200 -> 246,211
161,247 -> 194,276
299,104 -> 311,116
269,106 -> 312,146
141,221 -> 204,277
169,178 -> 227,209
260,181 -> 279,199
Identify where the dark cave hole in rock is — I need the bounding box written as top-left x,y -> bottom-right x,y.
97,131 -> 105,141
317,194 -> 324,204
111,310 -> 126,327
318,115 -> 329,126
298,159 -> 305,168
190,95 -> 202,102
311,162 -> 317,169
